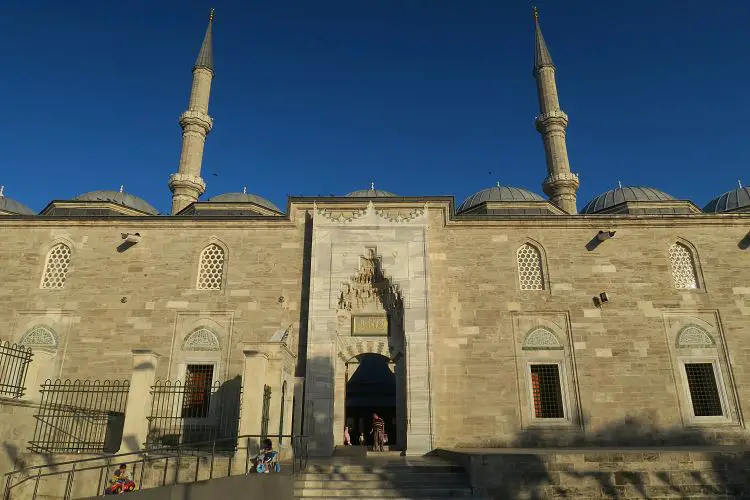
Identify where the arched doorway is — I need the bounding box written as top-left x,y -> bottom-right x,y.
345,353 -> 399,450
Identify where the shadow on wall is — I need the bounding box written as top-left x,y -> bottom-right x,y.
303,356 -> 335,455
438,411 -> 750,499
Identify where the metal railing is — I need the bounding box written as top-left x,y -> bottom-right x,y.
0,341 -> 33,399
2,434 -> 308,500
146,379 -> 241,452
29,379 -> 130,454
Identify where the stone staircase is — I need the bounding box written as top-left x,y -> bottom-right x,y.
295,455 -> 488,499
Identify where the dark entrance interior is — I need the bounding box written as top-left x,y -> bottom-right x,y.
345,353 -> 398,450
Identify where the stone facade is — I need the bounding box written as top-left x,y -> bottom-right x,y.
2,202 -> 750,462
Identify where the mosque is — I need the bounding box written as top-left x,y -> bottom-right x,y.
1,8 -> 749,463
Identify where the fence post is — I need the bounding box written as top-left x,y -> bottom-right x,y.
21,349 -> 52,403
238,350 -> 268,453
120,350 -> 160,454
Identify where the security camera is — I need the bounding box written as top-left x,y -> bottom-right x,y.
121,233 -> 141,244
597,230 -> 616,241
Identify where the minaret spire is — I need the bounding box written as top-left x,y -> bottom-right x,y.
533,7 -> 579,214
169,9 -> 216,215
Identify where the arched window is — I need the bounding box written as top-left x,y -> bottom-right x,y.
517,243 -> 544,291
182,327 -> 221,351
20,325 -> 58,350
196,244 -> 225,290
669,243 -> 698,289
40,243 -> 72,289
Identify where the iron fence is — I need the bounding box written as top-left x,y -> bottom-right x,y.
29,379 -> 130,454
0,341 -> 33,399
3,434 -> 309,500
146,378 -> 242,452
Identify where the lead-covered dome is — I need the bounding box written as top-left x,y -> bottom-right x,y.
458,185 -> 545,213
581,186 -> 674,214
0,187 -> 35,215
345,186 -> 397,197
208,192 -> 280,212
703,186 -> 750,213
74,190 -> 158,215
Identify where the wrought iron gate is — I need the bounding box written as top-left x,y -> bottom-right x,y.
29,379 -> 130,453
146,375 -> 241,451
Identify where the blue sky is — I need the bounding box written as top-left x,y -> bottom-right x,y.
1,1 -> 748,214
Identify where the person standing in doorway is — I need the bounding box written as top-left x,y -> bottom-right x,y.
343,425 -> 352,446
371,413 -> 385,452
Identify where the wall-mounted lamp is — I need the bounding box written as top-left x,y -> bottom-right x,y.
593,292 -> 610,308
121,232 -> 141,244
596,230 -> 616,241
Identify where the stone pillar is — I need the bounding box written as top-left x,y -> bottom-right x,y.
332,356 -> 346,449
238,350 -> 268,451
119,350 -> 159,453
21,349 -> 55,402
404,308 -> 433,456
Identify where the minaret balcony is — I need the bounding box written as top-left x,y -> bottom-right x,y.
179,110 -> 214,133
168,173 -> 207,193
535,110 -> 568,131
542,171 -> 580,195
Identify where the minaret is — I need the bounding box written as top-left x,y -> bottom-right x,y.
169,9 -> 215,215
533,7 -> 579,214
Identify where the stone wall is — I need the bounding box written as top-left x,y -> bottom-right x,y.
0,397 -> 41,476
436,447 -> 750,499
427,207 -> 750,447
0,215 -> 307,383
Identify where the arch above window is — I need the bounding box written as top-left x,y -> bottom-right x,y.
182,328 -> 221,351
20,325 -> 58,349
196,243 -> 226,290
676,325 -> 715,348
669,242 -> 698,290
40,243 -> 72,289
522,327 -> 563,350
517,243 -> 545,291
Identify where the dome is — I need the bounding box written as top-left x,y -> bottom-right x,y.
581,186 -> 675,214
458,185 -> 545,213
345,186 -> 397,198
703,186 -> 750,213
0,189 -> 35,215
208,192 -> 280,212
74,190 -> 159,215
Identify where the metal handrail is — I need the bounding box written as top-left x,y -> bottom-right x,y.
2,434 -> 308,500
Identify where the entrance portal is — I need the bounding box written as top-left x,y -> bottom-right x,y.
345,354 -> 398,450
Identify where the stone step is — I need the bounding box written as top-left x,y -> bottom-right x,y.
297,472 -> 468,482
303,464 -> 463,474
296,487 -> 474,497
296,479 -> 470,489
297,498 -> 492,500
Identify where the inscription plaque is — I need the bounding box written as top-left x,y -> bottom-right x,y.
352,315 -> 388,336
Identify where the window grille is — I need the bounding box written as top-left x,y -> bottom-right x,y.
530,364 -> 564,418
261,385 -> 272,439
669,243 -> 698,289
20,326 -> 58,349
182,364 -> 214,418
40,243 -> 72,289
517,244 -> 544,290
279,381 -> 287,442
196,244 -> 225,290
684,363 -> 723,417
